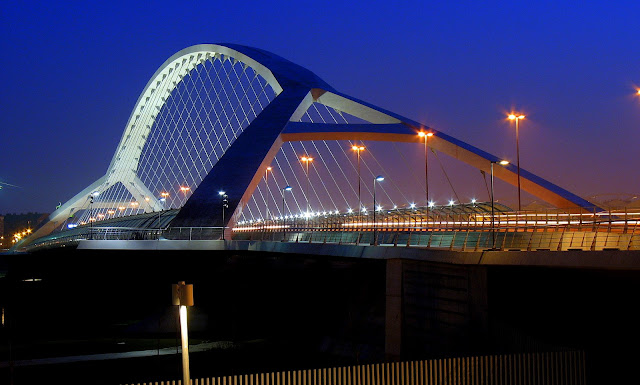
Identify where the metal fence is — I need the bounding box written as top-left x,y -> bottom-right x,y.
235,207 -> 640,234
20,207 -> 640,252
122,350 -> 586,385
235,228 -> 640,251
22,226 -> 224,252
234,207 -> 640,251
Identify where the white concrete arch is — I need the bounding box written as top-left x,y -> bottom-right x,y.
32,44 -> 285,241
24,43 -> 598,246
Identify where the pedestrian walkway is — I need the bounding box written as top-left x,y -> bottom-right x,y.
0,341 -> 224,368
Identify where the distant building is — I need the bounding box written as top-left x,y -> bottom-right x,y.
1,213 -> 48,248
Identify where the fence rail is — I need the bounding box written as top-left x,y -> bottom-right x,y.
235,228 -> 640,251
234,207 -> 640,251
19,207 -> 640,252
123,351 -> 586,385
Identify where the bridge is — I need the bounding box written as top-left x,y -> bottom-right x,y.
6,44 -> 640,383
14,43 -> 639,259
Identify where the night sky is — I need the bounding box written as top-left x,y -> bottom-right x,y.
1,1 -> 639,214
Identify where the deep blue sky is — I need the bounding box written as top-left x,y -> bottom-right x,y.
1,1 -> 639,214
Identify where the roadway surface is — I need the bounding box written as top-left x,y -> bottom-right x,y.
78,239 -> 640,270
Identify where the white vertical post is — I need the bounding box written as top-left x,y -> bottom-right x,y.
173,281 -> 193,385
180,305 -> 191,385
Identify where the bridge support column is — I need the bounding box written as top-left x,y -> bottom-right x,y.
385,258 -> 403,359
385,258 -> 489,360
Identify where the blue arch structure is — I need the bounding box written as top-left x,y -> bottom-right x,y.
26,43 -> 598,244
170,44 -> 598,230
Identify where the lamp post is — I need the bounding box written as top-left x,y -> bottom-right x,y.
282,185 -> 292,241
301,156 -> 313,219
88,191 -> 99,240
172,281 -> 194,385
265,166 -> 272,220
508,114 -> 525,211
158,197 -> 166,238
351,145 -> 365,219
89,194 -> 94,240
418,131 -> 434,226
372,175 -> 384,245
490,160 -> 509,249
418,132 -> 434,204
219,191 -> 228,240
158,192 -> 170,236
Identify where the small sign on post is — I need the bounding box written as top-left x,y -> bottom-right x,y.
172,281 -> 194,306
172,281 -> 193,385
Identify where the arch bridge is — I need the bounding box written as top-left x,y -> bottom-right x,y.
21,43 -> 634,253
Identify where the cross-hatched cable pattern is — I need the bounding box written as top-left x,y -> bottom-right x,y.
75,54 -> 276,225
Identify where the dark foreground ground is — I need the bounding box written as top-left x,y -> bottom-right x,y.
1,248 -> 640,384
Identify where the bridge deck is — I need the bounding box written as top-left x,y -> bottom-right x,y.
75,239 -> 640,270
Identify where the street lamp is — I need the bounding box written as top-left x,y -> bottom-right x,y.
300,156 -> 313,218
351,145 -> 365,218
282,185 -> 292,241
219,191 -> 228,240
158,197 -> 166,238
157,192 -> 170,236
89,194 -> 94,240
265,166 -> 272,219
372,175 -> 384,245
490,160 -> 509,249
508,113 -> 525,211
418,131 -> 434,206
88,191 -> 99,240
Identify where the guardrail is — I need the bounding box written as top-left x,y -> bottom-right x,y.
234,208 -> 640,251
22,226 -> 225,252
234,207 -> 640,234
19,208 -> 640,252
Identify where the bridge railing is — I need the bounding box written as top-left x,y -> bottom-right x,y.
233,207 -> 640,251
21,227 -> 165,252
21,226 -> 228,252
20,208 -> 640,252
163,227 -> 224,240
